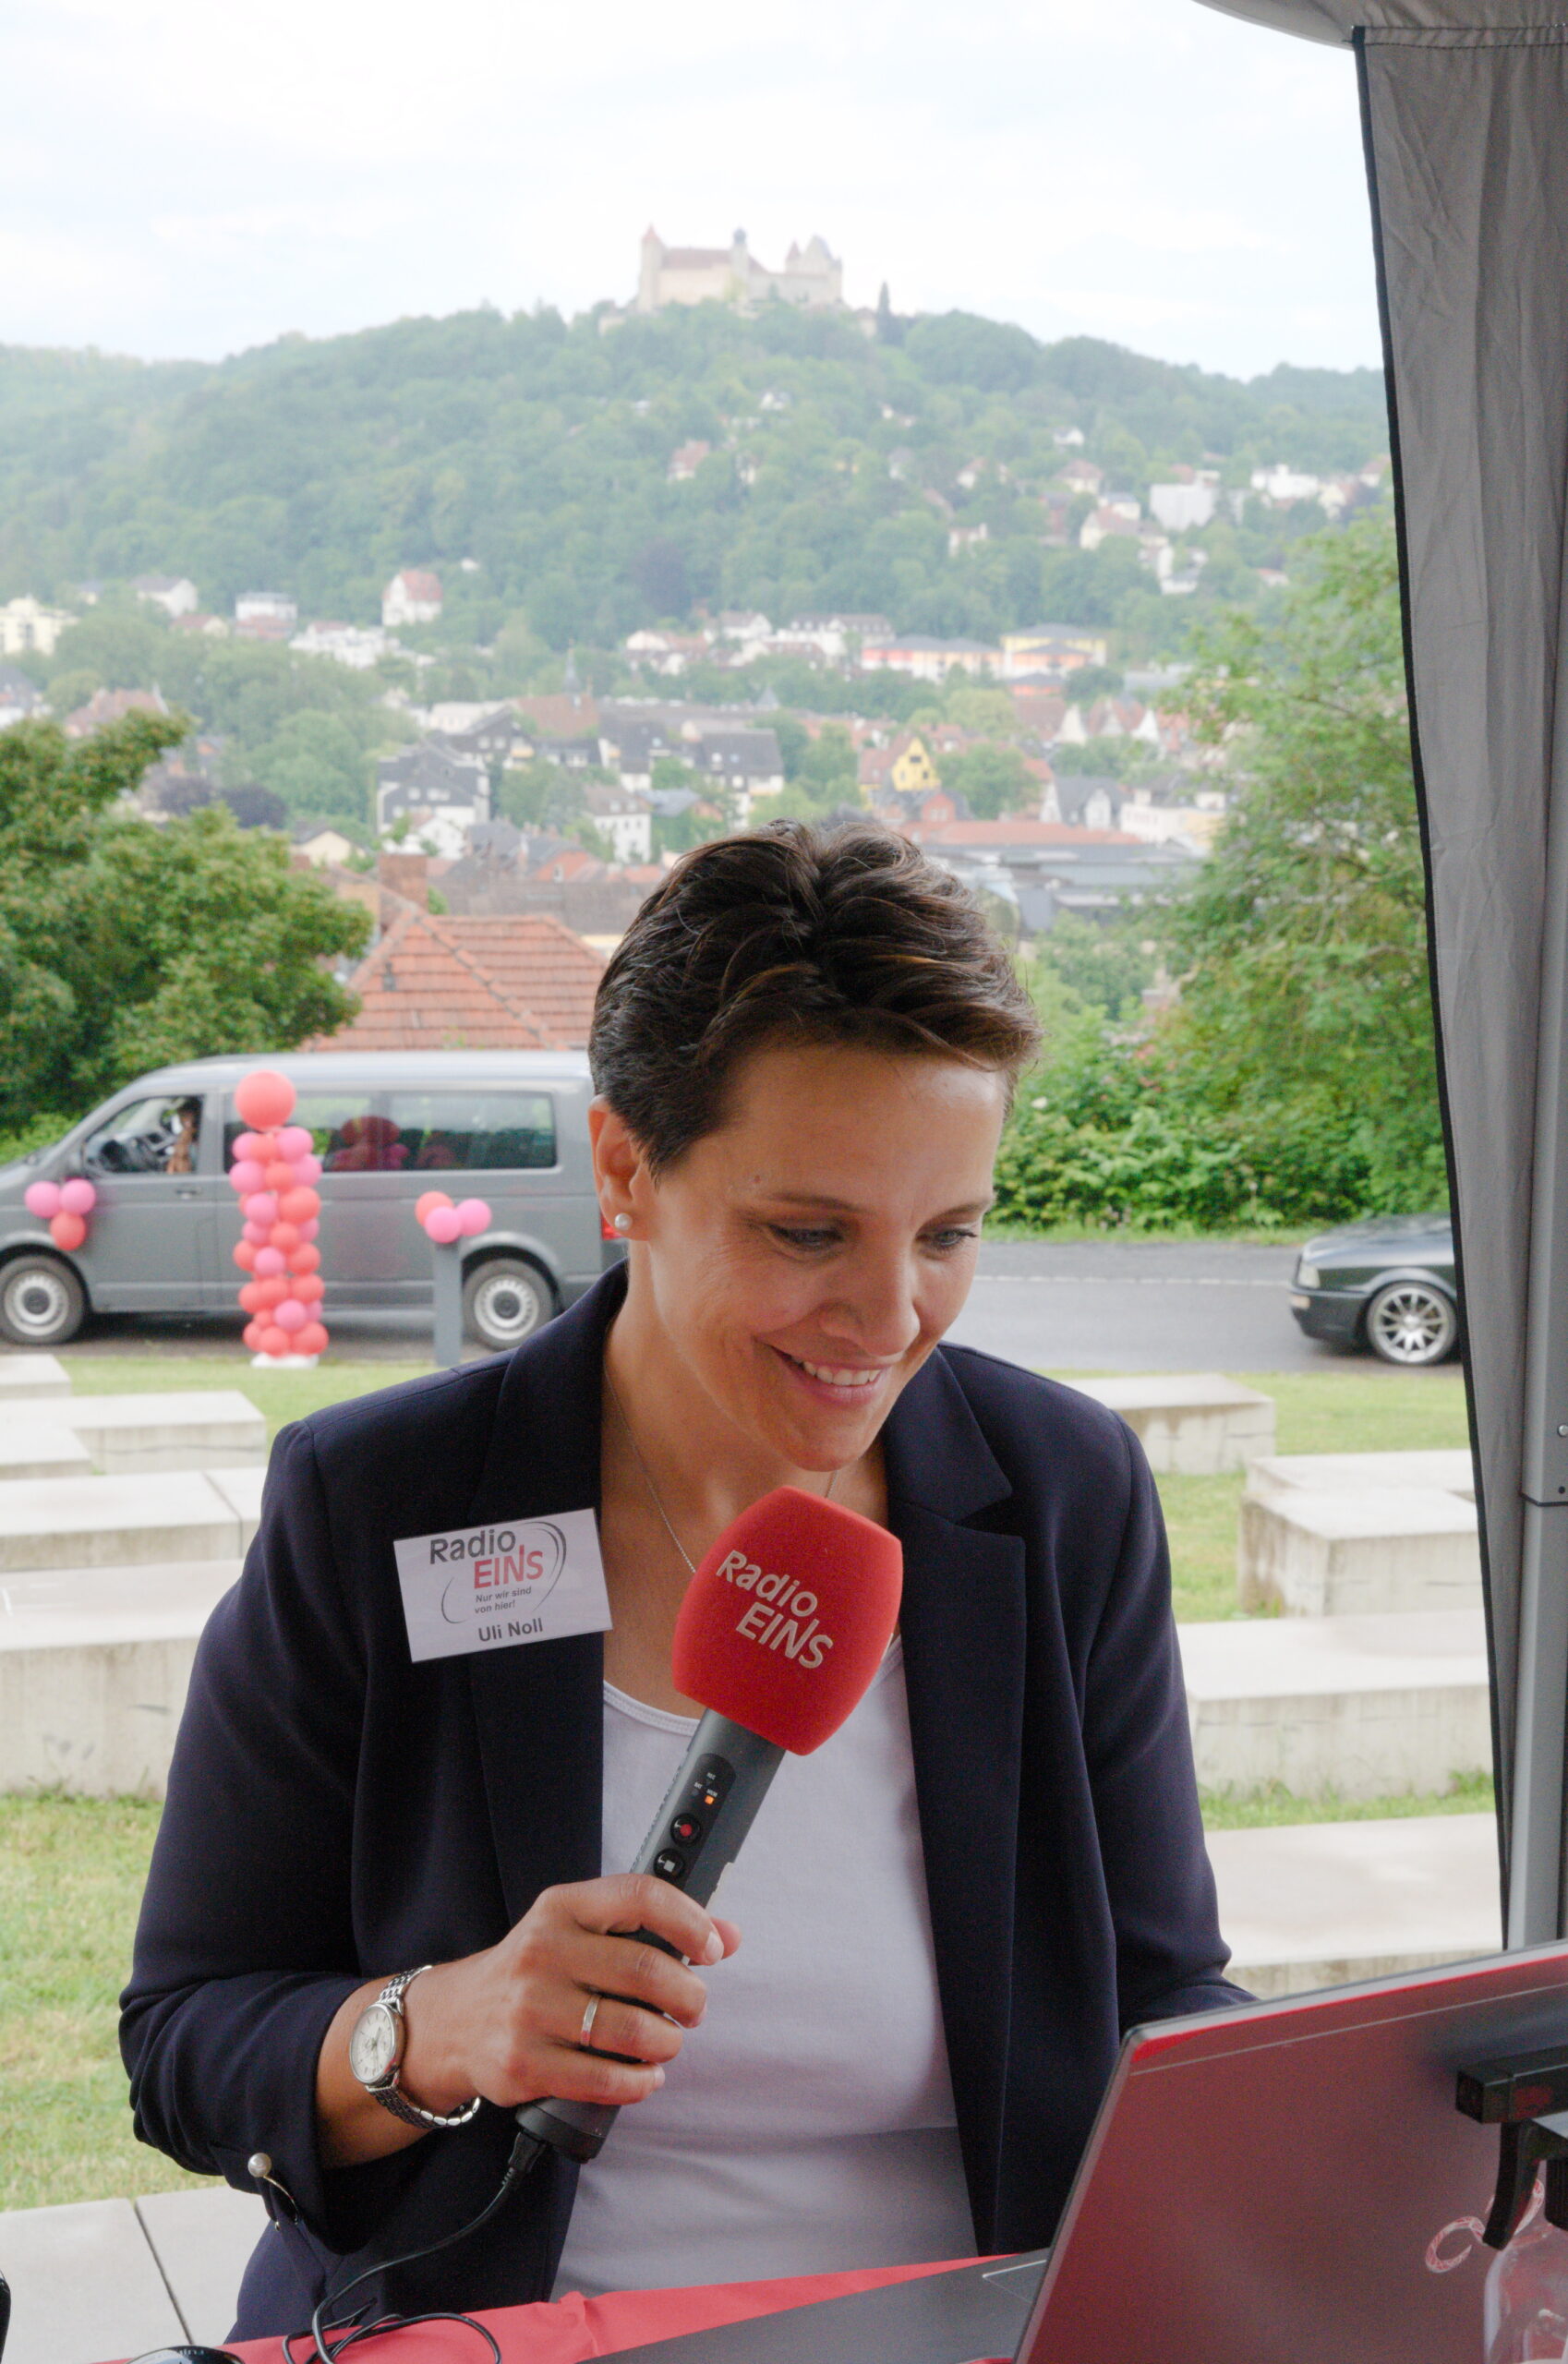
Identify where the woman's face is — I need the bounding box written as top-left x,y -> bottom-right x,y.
597,1042 -> 1007,1471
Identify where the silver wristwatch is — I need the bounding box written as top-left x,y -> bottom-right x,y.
347,1966 -> 481,2129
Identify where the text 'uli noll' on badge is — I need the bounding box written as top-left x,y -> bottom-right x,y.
393,1508 -> 610,1663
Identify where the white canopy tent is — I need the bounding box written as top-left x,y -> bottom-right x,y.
1198,0 -> 1568,1942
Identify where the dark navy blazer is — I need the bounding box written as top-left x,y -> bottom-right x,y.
120,1268 -> 1246,2338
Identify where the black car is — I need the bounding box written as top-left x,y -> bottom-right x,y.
1289,1212 -> 1459,1367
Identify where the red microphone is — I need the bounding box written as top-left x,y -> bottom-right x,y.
516,1487 -> 902,2164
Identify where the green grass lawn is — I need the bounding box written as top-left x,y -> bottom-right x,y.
0,1353 -> 1479,2209
54,1354 -> 435,1441
0,1796 -> 212,2209
1116,1367 -> 1471,1623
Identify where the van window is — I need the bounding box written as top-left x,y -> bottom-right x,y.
386,1093 -> 557,1171
225,1094 -> 387,1172
224,1092 -> 557,1175
86,1094 -> 203,1176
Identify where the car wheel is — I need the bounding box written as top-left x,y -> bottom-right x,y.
463,1258 -> 553,1352
1365,1278 -> 1458,1367
0,1254 -> 87,1347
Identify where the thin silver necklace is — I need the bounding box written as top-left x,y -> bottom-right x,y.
604,1363 -> 837,1576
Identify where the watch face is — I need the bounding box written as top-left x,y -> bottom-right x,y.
349,2000 -> 399,2086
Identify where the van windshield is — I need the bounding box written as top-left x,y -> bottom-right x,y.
223,1092 -> 556,1175
85,1095 -> 202,1176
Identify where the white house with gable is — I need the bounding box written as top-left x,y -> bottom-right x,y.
383,571 -> 444,629
582,783 -> 653,863
133,574 -> 199,619
0,596 -> 73,657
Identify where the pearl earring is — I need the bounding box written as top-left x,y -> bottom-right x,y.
613,1212 -> 633,1235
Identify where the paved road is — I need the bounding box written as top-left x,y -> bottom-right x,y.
948,1240 -> 1333,1372
54,1240 -> 1360,1375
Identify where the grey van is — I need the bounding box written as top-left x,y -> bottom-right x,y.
0,1051 -> 621,1351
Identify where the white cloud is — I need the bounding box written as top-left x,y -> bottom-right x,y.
1,0 -> 1380,376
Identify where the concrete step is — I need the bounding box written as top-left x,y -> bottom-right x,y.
0,1352 -> 70,1401
1211,1812 -> 1502,1997
0,2186 -> 265,2364
1248,1448 -> 1475,1505
1068,1370 -> 1275,1473
207,1462 -> 265,1550
0,1469 -> 247,1573
0,1562 -> 240,1794
0,1421 -> 95,1481
1238,1486 -> 1481,1616
136,2185 -> 267,2348
41,1389 -> 267,1473
0,2197 -> 186,2364
1180,1607 -> 1490,1801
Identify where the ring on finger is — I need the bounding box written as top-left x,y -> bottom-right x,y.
579,1991 -> 603,2051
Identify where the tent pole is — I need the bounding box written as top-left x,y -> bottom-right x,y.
1509,1510 -> 1568,1943
1509,592 -> 1568,1946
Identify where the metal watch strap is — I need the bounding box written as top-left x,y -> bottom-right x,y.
367,1966 -> 482,2130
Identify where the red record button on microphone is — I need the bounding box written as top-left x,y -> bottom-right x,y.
670,1814 -> 703,1843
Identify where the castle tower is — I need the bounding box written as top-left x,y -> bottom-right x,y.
637,226 -> 664,314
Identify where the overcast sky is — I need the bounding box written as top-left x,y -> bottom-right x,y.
4,0 -> 1379,381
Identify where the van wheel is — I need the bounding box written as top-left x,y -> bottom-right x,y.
464,1259 -> 553,1351
0,1254 -> 86,1346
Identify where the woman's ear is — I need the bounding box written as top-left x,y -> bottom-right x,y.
589,1098 -> 645,1238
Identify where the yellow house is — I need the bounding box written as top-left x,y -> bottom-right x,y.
891,734 -> 941,794
1000,626 -> 1109,681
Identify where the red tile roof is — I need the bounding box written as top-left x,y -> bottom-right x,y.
311,910 -> 604,1053
512,693 -> 599,740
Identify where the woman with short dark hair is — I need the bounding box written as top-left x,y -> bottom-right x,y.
122,821 -> 1244,2340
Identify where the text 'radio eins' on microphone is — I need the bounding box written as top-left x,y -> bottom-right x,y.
515,1485 -> 903,2165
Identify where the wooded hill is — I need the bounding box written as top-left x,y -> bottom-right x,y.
0,304 -> 1389,658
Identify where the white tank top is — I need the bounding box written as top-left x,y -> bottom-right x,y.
551,1642 -> 976,2297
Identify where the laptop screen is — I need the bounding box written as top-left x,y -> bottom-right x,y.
1018,1940 -> 1568,2364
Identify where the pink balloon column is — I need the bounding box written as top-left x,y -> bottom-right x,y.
227,1068 -> 330,1362
24,1175 -> 97,1253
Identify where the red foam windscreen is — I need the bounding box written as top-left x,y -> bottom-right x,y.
671,1486 -> 903,1755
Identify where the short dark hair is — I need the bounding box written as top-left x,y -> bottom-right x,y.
589,820 -> 1041,1172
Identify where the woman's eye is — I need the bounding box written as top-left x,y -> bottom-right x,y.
770,1225 -> 840,1252
924,1227 -> 980,1254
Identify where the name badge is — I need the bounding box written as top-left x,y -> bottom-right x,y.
393,1509 -> 610,1664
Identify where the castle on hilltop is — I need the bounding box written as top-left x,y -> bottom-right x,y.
637,227 -> 843,315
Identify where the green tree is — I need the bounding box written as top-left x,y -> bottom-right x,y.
1035,914 -> 1154,1022
1165,513 -> 1442,1210
647,757 -> 734,854
498,755 -> 616,834
1052,735 -> 1157,780
945,686 -> 1018,738
249,709 -> 370,823
0,713 -> 369,1128
795,724 -> 859,802
939,741 -> 1036,820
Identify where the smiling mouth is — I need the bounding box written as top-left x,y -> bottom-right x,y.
777,1349 -> 891,1393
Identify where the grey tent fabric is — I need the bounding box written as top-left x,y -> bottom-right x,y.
1191,2 -> 1568,1935
1198,0 -> 1568,39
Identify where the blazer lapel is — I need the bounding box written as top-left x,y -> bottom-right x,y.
463,1273 -> 625,1923
884,1351 -> 1027,2250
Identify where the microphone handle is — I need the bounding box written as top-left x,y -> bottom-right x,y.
515,1709 -> 785,2164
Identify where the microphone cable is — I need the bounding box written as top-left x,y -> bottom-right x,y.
282,2127 -> 545,2364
